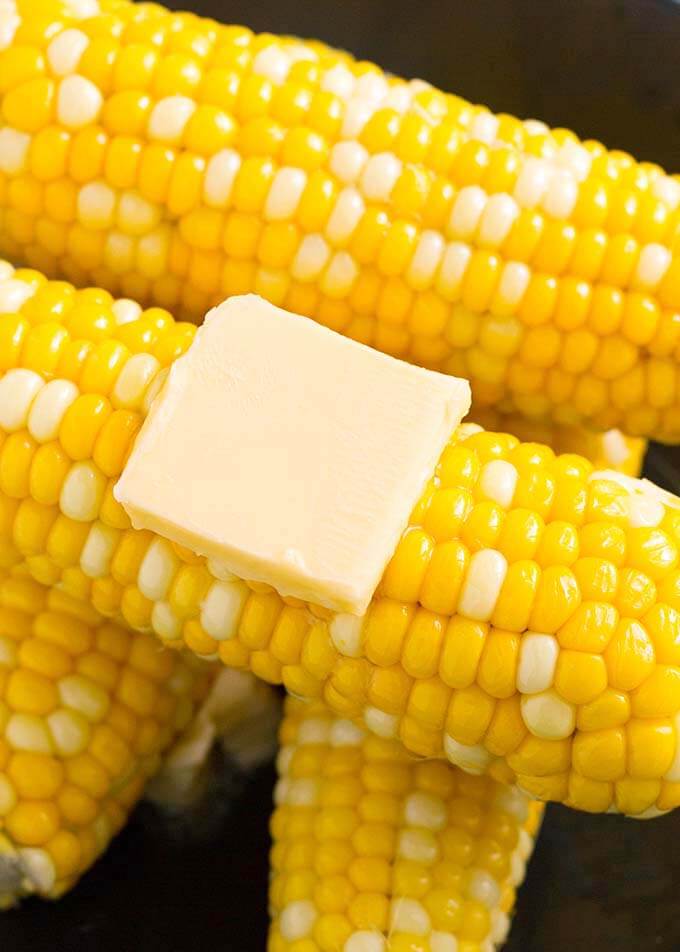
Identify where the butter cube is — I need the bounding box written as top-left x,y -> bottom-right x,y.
115,295 -> 470,614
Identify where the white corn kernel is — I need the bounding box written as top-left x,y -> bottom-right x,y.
355,72 -> 389,104
0,127 -> 30,174
57,75 -> 103,128
200,579 -> 248,640
491,910 -> 511,944
265,167 -> 308,221
517,632 -> 559,694
137,538 -> 179,602
493,784 -> 530,823
601,429 -> 630,467
6,714 -> 53,753
325,187 -> 365,245
329,141 -> 369,183
287,778 -> 319,807
64,0 -> 100,15
320,64 -> 355,100
111,298 -> 142,326
360,153 -> 402,202
627,494 -> 664,528
320,251 -> 358,298
111,353 -> 160,409
279,900 -> 317,941
59,674 -> 110,722
470,111 -> 499,144
344,933 -> 386,952
652,175 -> 680,210
341,99 -> 374,139
0,9 -> 19,51
19,849 -> 56,895
521,689 -> 575,739
47,28 -> 89,76
28,378 -> 79,442
151,601 -> 182,640
436,242 -> 472,300
383,85 -> 412,113
495,261 -> 530,311
478,193 -> 519,247
0,278 -> 36,313
117,192 -> 160,235
363,706 -> 398,738
406,231 -> 445,290
555,141 -> 592,180
397,828 -> 438,864
466,868 -> 501,908
634,243 -> 671,289
206,558 -> 237,582
513,157 -> 552,208
60,462 -> 106,522
478,459 -> 518,508
291,234 -> 331,282
390,897 -> 430,935
204,149 -> 241,208
430,934 -> 458,952
47,708 -> 90,756
252,46 -> 292,84
148,96 -> 196,142
543,171 -> 578,219
0,369 -> 43,431
448,186 -> 487,239
458,549 -> 507,621
403,791 -> 447,830
80,522 -> 119,578
444,734 -> 492,773
77,181 -> 116,229
297,718 -> 331,745
329,614 -> 363,657
329,719 -> 365,747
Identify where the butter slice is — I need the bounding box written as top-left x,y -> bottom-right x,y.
114,295 -> 470,614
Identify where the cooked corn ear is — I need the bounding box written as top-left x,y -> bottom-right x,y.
1,1 -> 680,437
1,264 -> 679,816
0,568 -> 212,903
270,697 -> 543,952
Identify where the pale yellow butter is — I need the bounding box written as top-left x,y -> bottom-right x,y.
114,295 -> 470,614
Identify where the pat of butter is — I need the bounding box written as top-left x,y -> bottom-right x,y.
114,295 -> 470,614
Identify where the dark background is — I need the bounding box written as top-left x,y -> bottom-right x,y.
3,0 -> 680,949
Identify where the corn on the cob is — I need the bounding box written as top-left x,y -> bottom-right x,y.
468,411 -> 647,478
270,697 -> 543,952
1,2 -> 680,439
0,567 -> 213,904
1,264 -> 679,816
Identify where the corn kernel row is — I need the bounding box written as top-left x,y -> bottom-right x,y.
270,698 -> 543,952
0,566 -> 212,903
467,410 -> 647,478
2,1 -> 680,437
1,265 -> 679,816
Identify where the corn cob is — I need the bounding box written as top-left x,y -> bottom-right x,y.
1,265 -> 679,816
0,567 -> 213,904
270,697 -> 543,952
1,3 -> 680,439
467,410 -> 647,478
